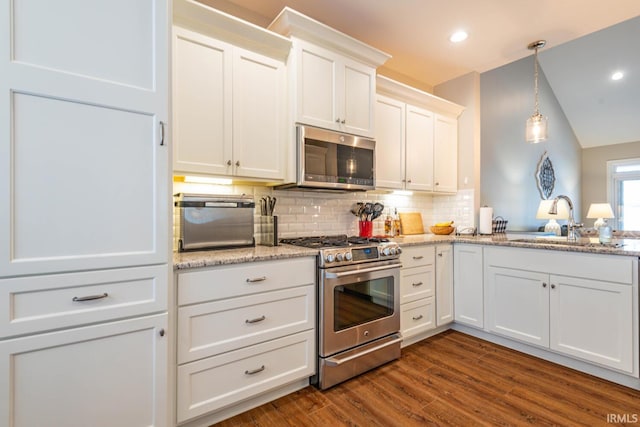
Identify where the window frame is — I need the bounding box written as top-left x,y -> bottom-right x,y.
607,158 -> 640,230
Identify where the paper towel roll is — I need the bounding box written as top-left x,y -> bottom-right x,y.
479,206 -> 493,235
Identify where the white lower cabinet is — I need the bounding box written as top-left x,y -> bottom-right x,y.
0,314 -> 168,427
485,246 -> 638,375
435,245 -> 454,326
399,246 -> 436,343
453,244 -> 484,328
175,257 -> 316,424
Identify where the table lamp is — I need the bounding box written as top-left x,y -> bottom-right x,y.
536,199 -> 569,235
586,203 -> 614,229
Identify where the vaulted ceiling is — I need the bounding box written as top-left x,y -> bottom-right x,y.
197,0 -> 640,147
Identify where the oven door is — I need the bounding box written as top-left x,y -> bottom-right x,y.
319,259 -> 401,358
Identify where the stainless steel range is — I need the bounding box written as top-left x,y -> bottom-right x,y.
281,235 -> 403,389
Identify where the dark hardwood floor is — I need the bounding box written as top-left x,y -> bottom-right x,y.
214,331 -> 640,426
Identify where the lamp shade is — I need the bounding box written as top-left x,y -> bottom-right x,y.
586,203 -> 614,219
536,199 -> 569,219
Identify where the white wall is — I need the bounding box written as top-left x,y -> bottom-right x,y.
480,56 -> 582,231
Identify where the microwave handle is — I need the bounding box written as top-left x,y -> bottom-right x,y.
324,262 -> 402,279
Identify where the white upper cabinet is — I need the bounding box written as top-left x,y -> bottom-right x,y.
0,0 -> 170,277
375,76 -> 463,193
172,1 -> 291,180
269,7 -> 390,138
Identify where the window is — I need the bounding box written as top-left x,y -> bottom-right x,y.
608,159 -> 640,230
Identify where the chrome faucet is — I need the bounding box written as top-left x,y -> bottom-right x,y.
549,195 -> 583,241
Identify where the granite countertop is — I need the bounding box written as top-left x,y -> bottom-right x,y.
173,244 -> 318,270
395,233 -> 640,257
174,234 -> 640,270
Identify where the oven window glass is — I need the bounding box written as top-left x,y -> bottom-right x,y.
334,277 -> 394,331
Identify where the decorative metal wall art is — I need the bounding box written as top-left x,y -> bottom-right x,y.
536,151 -> 555,199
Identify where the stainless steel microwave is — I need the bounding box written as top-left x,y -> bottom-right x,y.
279,125 -> 376,191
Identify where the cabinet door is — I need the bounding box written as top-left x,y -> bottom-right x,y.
435,245 -> 454,326
341,58 -> 376,137
453,244 -> 484,328
550,275 -> 634,373
486,266 -> 549,347
296,41 -> 339,131
233,47 -> 285,180
0,0 -> 169,276
375,95 -> 405,189
404,105 -> 434,191
173,27 -> 233,176
433,114 -> 458,193
0,314 -> 168,427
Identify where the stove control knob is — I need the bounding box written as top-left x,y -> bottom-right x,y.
325,254 -> 335,263
336,253 -> 344,262
382,247 -> 391,256
344,252 -> 353,261
396,247 -> 403,255
390,247 -> 397,255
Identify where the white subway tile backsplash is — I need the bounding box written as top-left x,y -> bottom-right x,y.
172,182 -> 476,240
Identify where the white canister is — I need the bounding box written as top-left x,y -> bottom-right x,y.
479,206 -> 493,235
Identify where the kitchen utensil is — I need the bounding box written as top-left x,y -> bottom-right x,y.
399,212 -> 425,235
371,202 -> 384,220
363,202 -> 373,220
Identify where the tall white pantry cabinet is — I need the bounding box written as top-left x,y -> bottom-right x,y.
0,1 -> 171,427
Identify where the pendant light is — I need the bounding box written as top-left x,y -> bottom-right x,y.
525,40 -> 548,143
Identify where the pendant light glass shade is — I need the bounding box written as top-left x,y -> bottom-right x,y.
526,40 -> 547,143
526,112 -> 548,143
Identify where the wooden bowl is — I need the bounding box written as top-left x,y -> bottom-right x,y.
430,225 -> 455,235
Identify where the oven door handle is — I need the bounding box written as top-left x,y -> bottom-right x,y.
324,335 -> 403,367
324,262 -> 402,278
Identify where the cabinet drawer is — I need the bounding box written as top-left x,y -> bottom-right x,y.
176,329 -> 315,423
0,265 -> 168,338
177,257 -> 315,305
400,266 -> 434,304
178,285 -> 314,363
400,245 -> 434,269
400,297 -> 435,338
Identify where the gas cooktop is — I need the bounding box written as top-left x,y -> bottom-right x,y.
281,234 -> 400,267
280,234 -> 389,249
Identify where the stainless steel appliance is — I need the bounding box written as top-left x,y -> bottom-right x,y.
276,125 -> 376,192
281,235 -> 402,389
175,194 -> 255,251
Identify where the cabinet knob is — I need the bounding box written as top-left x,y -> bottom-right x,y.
159,329 -> 165,337
435,182 -> 440,186
438,253 -> 443,257
341,119 -> 346,124
551,284 -> 556,289
336,118 -> 341,123
227,160 -> 232,166
235,160 -> 240,167
542,283 -> 547,288
407,179 -> 412,183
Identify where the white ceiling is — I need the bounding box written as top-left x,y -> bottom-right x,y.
198,0 -> 640,147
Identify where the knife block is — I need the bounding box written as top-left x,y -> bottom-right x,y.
258,216 -> 278,246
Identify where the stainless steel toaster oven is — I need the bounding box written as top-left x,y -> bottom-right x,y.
175,193 -> 255,251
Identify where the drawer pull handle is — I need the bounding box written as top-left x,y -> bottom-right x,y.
246,276 -> 267,283
244,365 -> 265,375
245,315 -> 266,324
72,293 -> 108,302
412,256 -> 424,260
412,281 -> 423,287
413,314 -> 424,321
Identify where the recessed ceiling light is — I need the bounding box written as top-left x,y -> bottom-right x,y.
449,30 -> 468,43
611,71 -> 624,81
